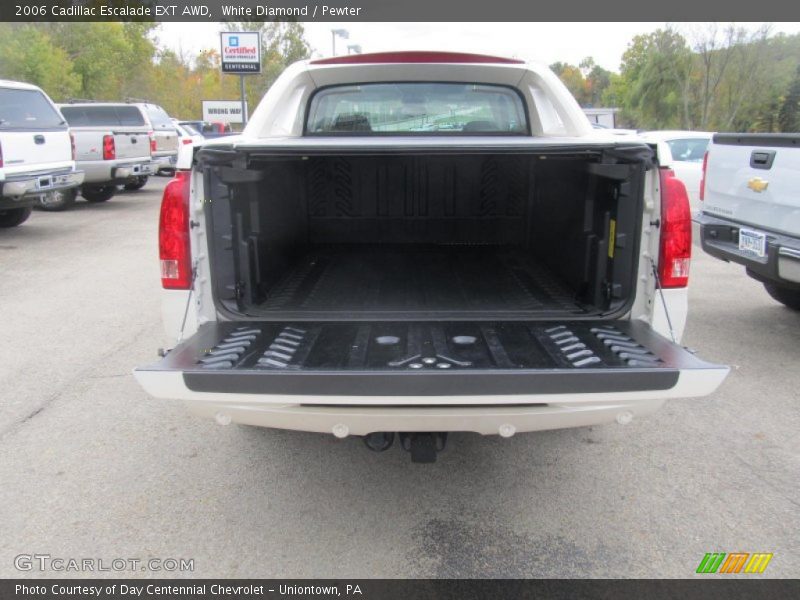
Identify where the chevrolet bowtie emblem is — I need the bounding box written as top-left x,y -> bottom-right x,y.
747,177 -> 769,193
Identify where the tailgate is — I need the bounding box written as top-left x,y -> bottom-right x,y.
0,130 -> 71,176
153,129 -> 178,155
113,131 -> 150,160
705,134 -> 800,236
135,320 -> 727,403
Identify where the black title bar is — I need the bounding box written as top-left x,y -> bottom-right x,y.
3,0 -> 799,22
3,579 -> 800,600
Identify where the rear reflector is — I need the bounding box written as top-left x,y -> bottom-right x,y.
102,134 -> 115,160
659,168 -> 692,288
159,170 -> 192,290
310,51 -> 524,65
699,150 -> 708,201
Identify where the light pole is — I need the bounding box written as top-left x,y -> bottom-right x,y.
331,29 -> 349,56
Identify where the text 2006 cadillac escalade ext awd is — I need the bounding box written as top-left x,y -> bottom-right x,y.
135,52 -> 729,462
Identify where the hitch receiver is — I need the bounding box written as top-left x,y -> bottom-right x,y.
399,432 -> 448,463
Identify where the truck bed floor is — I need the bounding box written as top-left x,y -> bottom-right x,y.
251,245 -> 585,318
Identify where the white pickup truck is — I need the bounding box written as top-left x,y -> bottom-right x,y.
0,80 -> 83,227
699,134 -> 800,310
135,52 -> 729,462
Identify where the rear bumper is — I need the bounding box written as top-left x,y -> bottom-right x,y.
134,367 -> 726,436
0,170 -> 84,207
699,213 -> 800,288
180,396 -> 668,436
80,160 -> 153,184
151,153 -> 178,172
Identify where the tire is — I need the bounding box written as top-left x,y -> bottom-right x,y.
38,188 -> 77,212
123,176 -> 149,191
0,207 -> 32,228
82,186 -> 116,203
764,282 -> 800,310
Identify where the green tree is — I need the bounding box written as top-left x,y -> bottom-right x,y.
617,28 -> 693,129
0,25 -> 80,100
778,66 -> 800,132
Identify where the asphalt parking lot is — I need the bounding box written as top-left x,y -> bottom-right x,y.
0,177 -> 798,578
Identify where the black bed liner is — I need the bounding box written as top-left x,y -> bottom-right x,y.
141,320 -> 722,396
249,245 -> 583,318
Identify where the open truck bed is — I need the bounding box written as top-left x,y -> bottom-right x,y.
251,244 -> 580,317
202,140 -> 652,321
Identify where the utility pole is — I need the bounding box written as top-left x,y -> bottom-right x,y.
240,75 -> 248,125
331,29 -> 349,56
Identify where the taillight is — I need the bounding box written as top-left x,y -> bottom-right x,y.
658,168 -> 692,288
699,150 -> 709,201
149,133 -> 157,155
182,138 -> 192,145
102,134 -> 115,160
159,171 -> 192,289
69,132 -> 76,161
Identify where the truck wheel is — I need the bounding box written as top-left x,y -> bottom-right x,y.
0,207 -> 32,228
82,186 -> 116,203
764,282 -> 800,310
38,188 -> 77,212
123,176 -> 149,191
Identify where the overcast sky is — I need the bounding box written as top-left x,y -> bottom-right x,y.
158,22 -> 800,72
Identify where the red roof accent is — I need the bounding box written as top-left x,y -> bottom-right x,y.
310,51 -> 524,66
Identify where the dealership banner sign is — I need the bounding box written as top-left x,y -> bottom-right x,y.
220,32 -> 261,74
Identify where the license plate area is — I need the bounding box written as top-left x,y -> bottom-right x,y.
36,176 -> 52,190
739,228 -> 767,258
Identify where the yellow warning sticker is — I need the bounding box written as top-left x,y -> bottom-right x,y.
608,219 -> 616,258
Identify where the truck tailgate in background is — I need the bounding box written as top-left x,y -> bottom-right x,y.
704,134 -> 800,236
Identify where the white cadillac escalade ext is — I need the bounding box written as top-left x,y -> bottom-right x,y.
135,52 -> 728,462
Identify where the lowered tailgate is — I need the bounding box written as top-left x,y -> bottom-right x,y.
135,320 -> 727,403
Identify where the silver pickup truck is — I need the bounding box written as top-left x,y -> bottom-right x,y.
50,103 -> 155,209
131,102 -> 179,176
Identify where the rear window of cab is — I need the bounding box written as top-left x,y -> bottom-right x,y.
60,105 -> 146,127
306,83 -> 529,135
0,88 -> 66,130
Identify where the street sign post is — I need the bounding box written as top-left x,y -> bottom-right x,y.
220,31 -> 261,125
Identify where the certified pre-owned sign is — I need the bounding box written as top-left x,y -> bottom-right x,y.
220,32 -> 261,74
